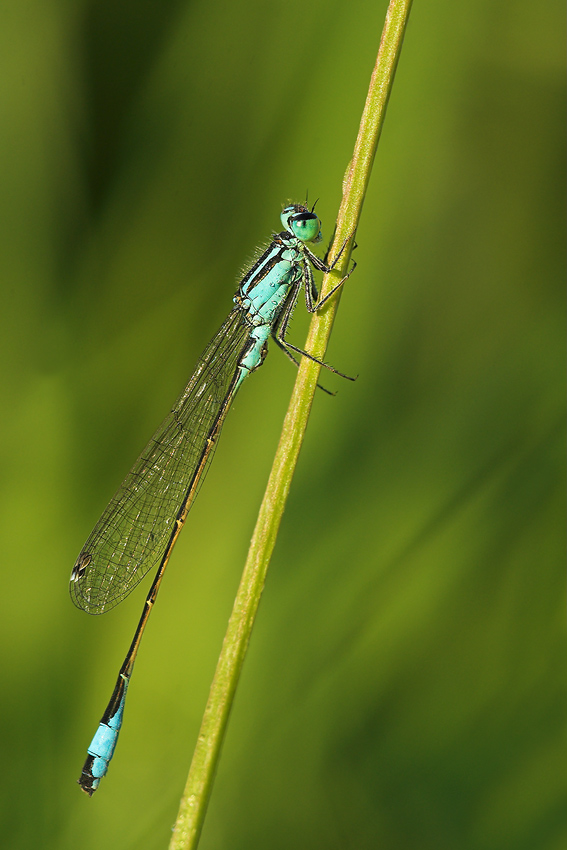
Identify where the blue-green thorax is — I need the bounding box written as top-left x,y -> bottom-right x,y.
232,203 -> 323,388
235,204 -> 322,327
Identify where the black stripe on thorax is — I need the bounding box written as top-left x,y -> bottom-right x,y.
239,233 -> 298,296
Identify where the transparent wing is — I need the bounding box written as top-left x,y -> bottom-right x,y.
70,308 -> 251,614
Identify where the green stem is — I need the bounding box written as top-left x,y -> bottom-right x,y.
169,2 -> 413,847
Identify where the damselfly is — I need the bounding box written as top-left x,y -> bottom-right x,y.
70,203 -> 354,795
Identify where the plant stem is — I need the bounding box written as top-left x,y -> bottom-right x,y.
169,2 -> 413,847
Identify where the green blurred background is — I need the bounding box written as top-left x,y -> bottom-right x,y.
0,1 -> 564,847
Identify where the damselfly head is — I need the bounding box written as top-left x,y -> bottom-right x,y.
281,204 -> 322,244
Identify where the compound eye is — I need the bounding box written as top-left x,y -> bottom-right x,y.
280,205 -> 296,232
290,212 -> 322,243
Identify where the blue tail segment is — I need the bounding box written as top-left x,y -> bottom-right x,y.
78,674 -> 129,795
